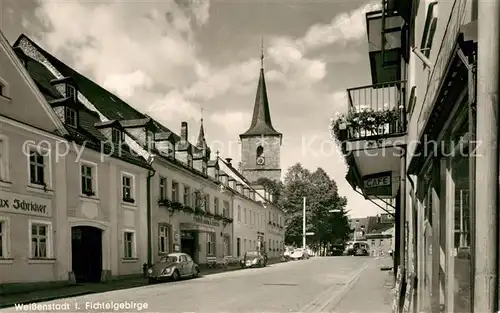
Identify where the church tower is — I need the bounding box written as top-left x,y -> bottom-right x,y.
239,40 -> 282,183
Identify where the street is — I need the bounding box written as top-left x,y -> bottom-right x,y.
0,257 -> 392,313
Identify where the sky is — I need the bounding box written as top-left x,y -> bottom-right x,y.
1,0 -> 387,218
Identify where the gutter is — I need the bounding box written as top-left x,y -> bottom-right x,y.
147,167 -> 156,266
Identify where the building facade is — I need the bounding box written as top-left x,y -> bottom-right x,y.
330,0 -> 479,313
1,31 -> 152,292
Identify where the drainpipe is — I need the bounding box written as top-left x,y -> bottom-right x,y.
147,168 -> 156,266
475,1 -> 499,312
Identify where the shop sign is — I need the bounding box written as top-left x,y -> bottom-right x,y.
362,172 -> 392,196
193,215 -> 219,227
0,191 -> 52,217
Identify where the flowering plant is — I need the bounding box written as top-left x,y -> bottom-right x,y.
329,106 -> 403,146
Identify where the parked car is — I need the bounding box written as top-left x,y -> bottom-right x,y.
147,253 -> 200,284
241,250 -> 267,268
290,248 -> 309,260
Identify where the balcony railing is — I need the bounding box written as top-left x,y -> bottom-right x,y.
343,80 -> 406,140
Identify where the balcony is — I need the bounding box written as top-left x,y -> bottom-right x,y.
330,80 -> 407,199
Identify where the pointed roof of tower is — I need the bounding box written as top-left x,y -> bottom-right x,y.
196,116 -> 211,156
240,39 -> 281,138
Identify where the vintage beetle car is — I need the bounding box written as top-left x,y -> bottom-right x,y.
147,253 -> 200,284
240,250 -> 267,268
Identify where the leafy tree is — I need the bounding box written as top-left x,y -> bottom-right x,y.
255,177 -> 284,204
280,164 -> 350,253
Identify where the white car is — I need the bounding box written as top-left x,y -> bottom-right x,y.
290,248 -> 309,260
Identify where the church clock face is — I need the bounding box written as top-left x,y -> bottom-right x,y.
256,156 -> 265,165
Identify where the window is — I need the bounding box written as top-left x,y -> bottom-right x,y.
244,208 -> 247,224
269,239 -> 271,252
215,169 -> 219,181
123,231 -> 136,258
237,205 -> 241,222
158,225 -> 170,254
166,142 -> 175,157
420,2 -> 438,62
80,162 -> 96,196
202,161 -> 207,175
253,212 -> 256,225
112,128 -> 123,145
64,107 -> 77,128
30,221 -> 51,259
204,194 -> 210,212
122,173 -> 134,203
146,130 -> 155,151
244,239 -> 247,252
159,176 -> 167,200
0,217 -> 9,258
172,181 -> 179,202
29,151 -> 45,185
379,239 -> 384,246
187,154 -> 193,168
214,197 -> 219,215
183,186 -> 191,206
194,191 -> 202,208
0,136 -> 9,182
256,146 -> 264,157
223,201 -> 230,218
269,212 -> 271,223
66,84 -> 76,100
206,232 -> 216,256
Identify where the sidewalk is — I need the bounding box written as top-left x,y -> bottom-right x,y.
0,258 -> 282,309
324,258 -> 394,313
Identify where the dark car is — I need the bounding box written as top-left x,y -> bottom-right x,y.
240,251 -> 267,268
147,253 -> 200,284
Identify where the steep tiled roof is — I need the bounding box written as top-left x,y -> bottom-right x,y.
13,34 -> 206,164
14,48 -> 151,169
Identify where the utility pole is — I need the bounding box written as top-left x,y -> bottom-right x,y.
475,1 -> 499,312
302,197 -> 306,249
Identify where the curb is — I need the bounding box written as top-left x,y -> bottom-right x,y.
0,259 -> 285,309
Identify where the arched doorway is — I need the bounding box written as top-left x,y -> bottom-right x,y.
71,226 -> 103,283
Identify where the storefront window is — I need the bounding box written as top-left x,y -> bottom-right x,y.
421,174 -> 433,313
450,120 -> 472,313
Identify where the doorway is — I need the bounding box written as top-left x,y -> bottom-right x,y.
181,231 -> 198,263
71,226 -> 103,283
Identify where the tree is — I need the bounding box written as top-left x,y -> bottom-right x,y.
281,164 -> 351,252
255,177 -> 284,204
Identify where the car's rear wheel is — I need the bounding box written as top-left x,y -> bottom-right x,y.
192,267 -> 200,278
172,270 -> 180,281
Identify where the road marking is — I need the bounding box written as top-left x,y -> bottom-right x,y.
298,260 -> 369,313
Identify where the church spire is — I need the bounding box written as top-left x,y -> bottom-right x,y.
196,108 -> 210,157
239,37 -> 281,139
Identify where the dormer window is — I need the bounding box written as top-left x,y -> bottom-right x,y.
112,128 -> 123,145
202,161 -> 207,175
166,141 -> 175,157
187,154 -> 193,168
64,107 -> 77,128
215,169 -> 219,181
146,130 -> 155,151
66,84 -> 76,101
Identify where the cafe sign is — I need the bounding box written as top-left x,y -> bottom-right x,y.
0,192 -> 52,217
362,172 -> 392,196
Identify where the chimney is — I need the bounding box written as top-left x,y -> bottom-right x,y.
225,158 -> 232,166
181,122 -> 188,141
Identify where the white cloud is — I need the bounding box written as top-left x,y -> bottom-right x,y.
32,0 -> 206,90
298,2 -> 382,50
103,70 -> 153,100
